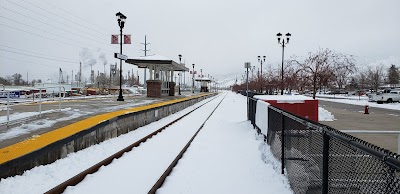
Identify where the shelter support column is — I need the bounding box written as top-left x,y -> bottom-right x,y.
149,65 -> 154,80
169,70 -> 175,96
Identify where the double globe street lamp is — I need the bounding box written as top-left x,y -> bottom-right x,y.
257,55 -> 266,77
116,12 -> 127,101
277,32 -> 291,95
257,55 -> 266,93
178,54 -> 182,95
192,64 -> 195,93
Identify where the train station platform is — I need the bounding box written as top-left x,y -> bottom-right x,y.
0,92 -> 214,178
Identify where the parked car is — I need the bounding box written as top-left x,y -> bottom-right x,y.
368,89 -> 392,102
373,90 -> 400,104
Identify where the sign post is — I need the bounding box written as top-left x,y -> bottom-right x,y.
245,62 -> 250,119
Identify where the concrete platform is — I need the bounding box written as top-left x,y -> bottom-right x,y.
0,92 -> 198,149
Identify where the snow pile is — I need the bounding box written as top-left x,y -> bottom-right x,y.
255,100 -> 270,135
318,107 -> 335,121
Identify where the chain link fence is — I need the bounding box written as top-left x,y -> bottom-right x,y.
247,97 -> 400,194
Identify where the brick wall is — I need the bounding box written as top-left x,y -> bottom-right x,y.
146,80 -> 162,98
169,82 -> 175,96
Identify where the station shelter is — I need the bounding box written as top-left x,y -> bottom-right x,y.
126,55 -> 188,98
195,77 -> 211,92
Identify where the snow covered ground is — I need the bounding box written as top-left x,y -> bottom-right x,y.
1,92 -> 381,193
316,94 -> 400,111
0,92 -> 293,193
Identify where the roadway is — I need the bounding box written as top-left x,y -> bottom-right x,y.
319,100 -> 400,152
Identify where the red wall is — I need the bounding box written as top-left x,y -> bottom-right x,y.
264,100 -> 319,122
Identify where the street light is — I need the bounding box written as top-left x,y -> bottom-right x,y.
245,62 -> 250,120
277,32 -> 291,95
257,55 -> 266,76
116,12 -> 127,101
178,54 -> 182,95
257,55 -> 266,93
192,64 -> 195,93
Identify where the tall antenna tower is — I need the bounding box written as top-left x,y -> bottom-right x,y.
59,68 -> 65,83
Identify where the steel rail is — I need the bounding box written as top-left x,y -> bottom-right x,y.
45,94 -> 220,194
148,93 -> 227,194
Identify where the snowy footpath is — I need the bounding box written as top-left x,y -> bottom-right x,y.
0,92 -> 292,194
157,92 -> 292,194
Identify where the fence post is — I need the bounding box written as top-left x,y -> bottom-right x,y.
398,134 -> 400,155
281,112 -> 285,174
39,89 -> 42,117
247,97 -> 249,121
322,131 -> 330,194
7,91 -> 10,128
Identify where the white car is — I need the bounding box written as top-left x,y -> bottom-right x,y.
375,90 -> 400,104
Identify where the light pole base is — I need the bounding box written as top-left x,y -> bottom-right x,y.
117,95 -> 124,101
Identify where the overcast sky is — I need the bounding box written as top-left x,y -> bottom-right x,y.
1,0 -> 399,83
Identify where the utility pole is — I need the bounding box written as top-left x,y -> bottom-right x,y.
142,35 -> 150,89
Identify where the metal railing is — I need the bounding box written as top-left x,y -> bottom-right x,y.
37,86 -> 65,117
247,97 -> 400,194
0,87 -> 66,127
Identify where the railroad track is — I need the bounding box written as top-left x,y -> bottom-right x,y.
45,93 -> 226,194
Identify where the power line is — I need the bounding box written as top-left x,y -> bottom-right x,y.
0,56 -> 76,70
3,0 -> 108,41
1,2 -> 141,53
0,23 -> 114,57
41,0 -> 116,35
0,48 -> 78,63
19,0 -> 110,37
0,6 -> 112,49
0,16 -> 113,53
0,44 -> 80,62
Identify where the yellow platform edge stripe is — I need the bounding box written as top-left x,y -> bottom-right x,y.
0,93 -> 211,164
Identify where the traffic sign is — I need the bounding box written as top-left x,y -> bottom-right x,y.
114,53 -> 128,60
244,62 -> 251,68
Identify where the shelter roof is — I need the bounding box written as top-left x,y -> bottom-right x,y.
125,55 -> 188,71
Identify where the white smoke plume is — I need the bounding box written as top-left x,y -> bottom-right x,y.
79,48 -> 97,68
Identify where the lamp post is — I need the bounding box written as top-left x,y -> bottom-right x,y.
178,54 -> 182,95
257,56 -> 266,77
277,32 -> 291,95
245,62 -> 250,120
192,64 -> 195,93
116,12 -> 127,101
257,56 -> 266,93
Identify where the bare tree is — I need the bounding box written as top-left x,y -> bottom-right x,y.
0,77 -> 11,85
293,48 -> 336,99
12,73 -> 23,86
284,61 -> 301,93
355,68 -> 368,90
367,65 -> 385,92
333,54 -> 357,90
